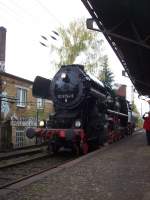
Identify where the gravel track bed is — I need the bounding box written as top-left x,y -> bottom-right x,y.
0,151 -> 76,188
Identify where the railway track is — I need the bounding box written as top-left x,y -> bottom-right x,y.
0,145 -> 49,168
0,144 -> 47,160
0,150 -> 76,190
0,131 -> 139,191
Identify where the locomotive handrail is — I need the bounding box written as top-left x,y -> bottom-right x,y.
90,88 -> 106,99
107,109 -> 128,117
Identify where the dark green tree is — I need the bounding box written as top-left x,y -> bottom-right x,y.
98,55 -> 114,89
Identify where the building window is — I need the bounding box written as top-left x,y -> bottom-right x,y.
16,88 -> 27,107
37,98 -> 44,109
16,128 -> 25,147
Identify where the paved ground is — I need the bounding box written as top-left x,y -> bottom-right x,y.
1,129 -> 150,200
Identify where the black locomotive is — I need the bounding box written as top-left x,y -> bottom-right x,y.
26,64 -> 134,154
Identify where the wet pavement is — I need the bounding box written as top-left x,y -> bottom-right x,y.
0,129 -> 150,200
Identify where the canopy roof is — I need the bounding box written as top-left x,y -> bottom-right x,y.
82,0 -> 150,96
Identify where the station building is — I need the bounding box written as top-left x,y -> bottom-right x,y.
0,71 -> 53,151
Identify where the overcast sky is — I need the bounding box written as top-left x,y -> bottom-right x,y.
0,0 -> 123,80
0,0 -> 148,113
1,0 -> 91,80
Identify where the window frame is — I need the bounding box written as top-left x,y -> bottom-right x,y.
16,87 -> 27,107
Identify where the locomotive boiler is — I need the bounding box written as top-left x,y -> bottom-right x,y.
26,64 -> 132,154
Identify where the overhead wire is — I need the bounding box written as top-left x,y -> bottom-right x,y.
0,0 -> 36,25
0,1 -> 25,25
33,0 -> 63,26
7,0 -> 40,23
0,0 -> 65,55
0,0 -> 62,36
0,0 -> 38,47
1,98 -> 48,106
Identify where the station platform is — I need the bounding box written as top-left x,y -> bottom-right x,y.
1,129 -> 150,200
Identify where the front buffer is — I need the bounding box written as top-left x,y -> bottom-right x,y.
26,128 -> 89,155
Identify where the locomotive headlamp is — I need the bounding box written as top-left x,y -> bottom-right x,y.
61,72 -> 70,83
75,120 -> 81,128
61,73 -> 67,79
39,120 -> 45,127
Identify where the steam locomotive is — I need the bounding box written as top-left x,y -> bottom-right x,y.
26,64 -> 134,154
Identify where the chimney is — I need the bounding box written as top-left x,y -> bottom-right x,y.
0,27 -> 6,72
115,84 -> 127,98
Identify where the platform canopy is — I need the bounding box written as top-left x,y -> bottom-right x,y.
82,0 -> 150,96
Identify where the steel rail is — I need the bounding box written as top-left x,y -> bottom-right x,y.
0,157 -> 75,190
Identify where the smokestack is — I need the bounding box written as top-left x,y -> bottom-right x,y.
115,84 -> 127,98
0,26 -> 6,72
